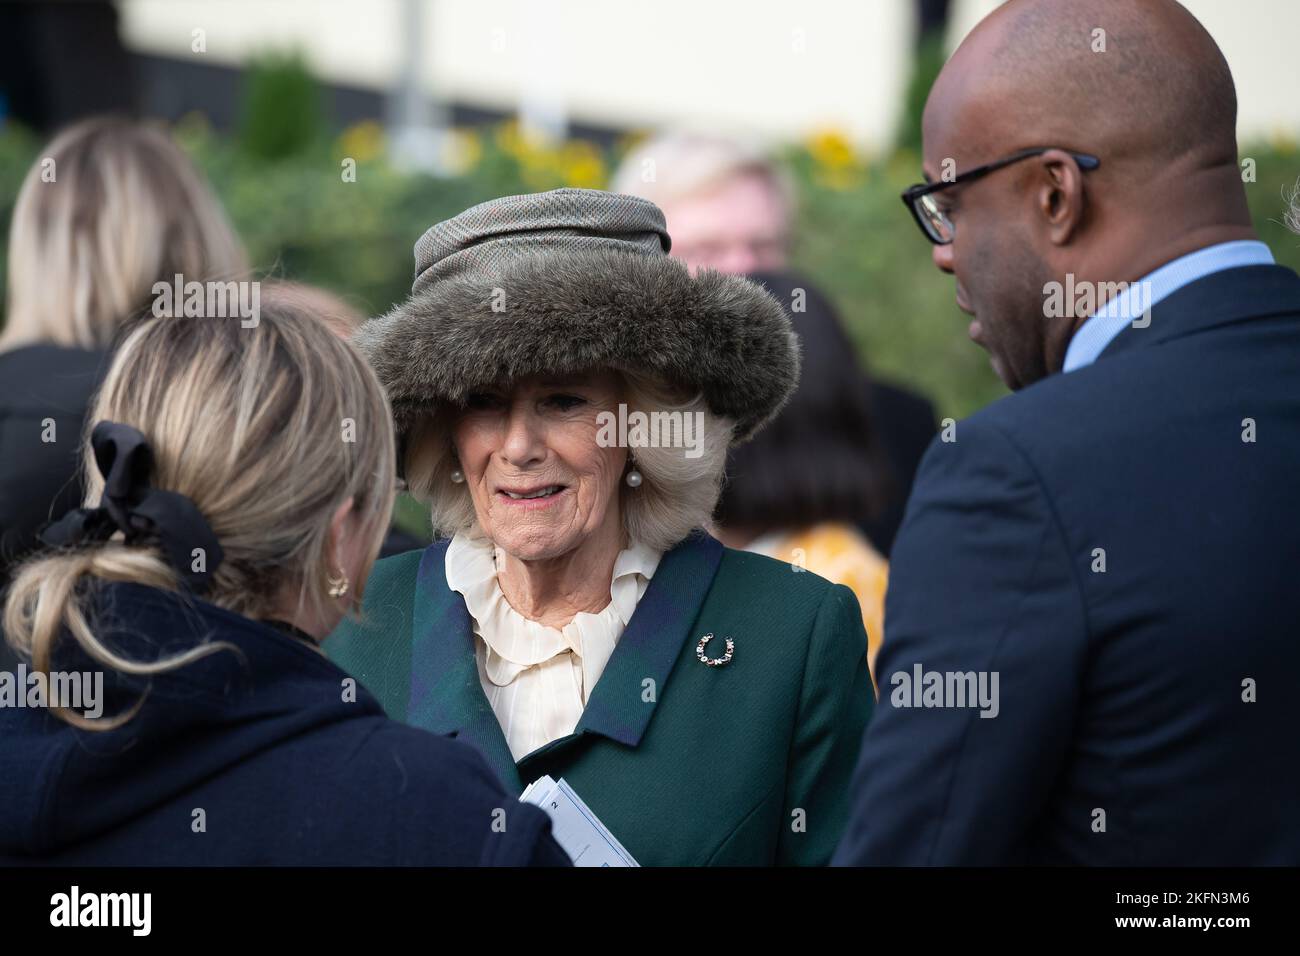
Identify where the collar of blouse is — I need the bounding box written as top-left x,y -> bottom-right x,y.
445,533 -> 662,701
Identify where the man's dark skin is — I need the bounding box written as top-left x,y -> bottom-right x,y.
923,0 -> 1257,390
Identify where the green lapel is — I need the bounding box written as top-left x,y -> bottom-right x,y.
406,540 -> 521,791
407,533 -> 725,794
569,532 -> 723,742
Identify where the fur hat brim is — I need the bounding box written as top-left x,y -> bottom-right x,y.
356,248 -> 799,453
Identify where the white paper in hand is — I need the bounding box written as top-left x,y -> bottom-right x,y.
520,775 -> 639,867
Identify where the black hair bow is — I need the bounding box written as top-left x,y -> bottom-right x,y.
38,422 -> 224,593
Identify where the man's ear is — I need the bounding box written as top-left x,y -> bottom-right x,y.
1036,149 -> 1088,245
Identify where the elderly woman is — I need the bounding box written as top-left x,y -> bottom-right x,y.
327,188 -> 873,866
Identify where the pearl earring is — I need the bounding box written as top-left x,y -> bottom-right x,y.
450,467 -> 465,484
625,460 -> 643,488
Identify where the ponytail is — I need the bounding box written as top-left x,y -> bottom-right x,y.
3,306 -> 396,732
3,544 -> 230,731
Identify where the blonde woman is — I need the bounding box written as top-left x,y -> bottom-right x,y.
0,116 -> 246,595
0,306 -> 568,866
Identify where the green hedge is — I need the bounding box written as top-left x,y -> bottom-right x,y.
1,116 -> 1297,423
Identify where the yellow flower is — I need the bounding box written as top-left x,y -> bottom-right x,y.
559,140 -> 607,188
807,129 -> 858,170
338,120 -> 384,164
804,128 -> 869,191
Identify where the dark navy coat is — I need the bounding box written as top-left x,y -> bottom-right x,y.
0,581 -> 569,866
835,265 -> 1300,865
0,343 -> 108,670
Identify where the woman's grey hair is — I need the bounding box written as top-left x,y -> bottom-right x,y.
405,371 -> 734,554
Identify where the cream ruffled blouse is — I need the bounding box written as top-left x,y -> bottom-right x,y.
445,533 -> 662,761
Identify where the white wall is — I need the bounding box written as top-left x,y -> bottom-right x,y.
118,0 -> 1299,148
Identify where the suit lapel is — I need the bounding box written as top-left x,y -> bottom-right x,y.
406,540 -> 521,792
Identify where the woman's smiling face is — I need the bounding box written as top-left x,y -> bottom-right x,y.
451,371 -> 628,561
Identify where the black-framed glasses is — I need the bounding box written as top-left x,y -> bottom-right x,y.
901,147 -> 1101,245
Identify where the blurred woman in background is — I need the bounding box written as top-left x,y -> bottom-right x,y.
0,116 -> 246,599
714,271 -> 892,676
0,304 -> 567,866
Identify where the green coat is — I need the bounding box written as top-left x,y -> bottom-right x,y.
324,532 -> 873,865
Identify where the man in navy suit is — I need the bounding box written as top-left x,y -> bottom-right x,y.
835,0 -> 1300,865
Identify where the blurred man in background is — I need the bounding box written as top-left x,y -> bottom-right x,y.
613,133 -> 793,274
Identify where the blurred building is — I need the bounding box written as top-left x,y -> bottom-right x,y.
106,0 -> 1300,150
3,1 -> 1295,148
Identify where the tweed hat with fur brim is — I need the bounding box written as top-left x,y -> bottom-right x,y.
355,188 -> 799,460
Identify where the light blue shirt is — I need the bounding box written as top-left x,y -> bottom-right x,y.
1062,240 -> 1275,372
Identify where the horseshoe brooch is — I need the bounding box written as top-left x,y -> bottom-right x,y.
695,633 -> 734,667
